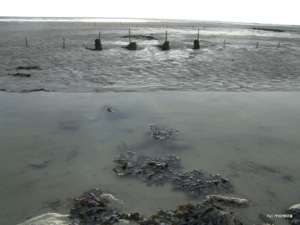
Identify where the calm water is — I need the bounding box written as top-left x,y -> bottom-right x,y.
0,91 -> 300,224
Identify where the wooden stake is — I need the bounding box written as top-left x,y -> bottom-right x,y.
63,37 -> 65,48
223,40 -> 226,48
197,29 -> 199,40
256,42 -> 259,48
165,31 -> 168,42
277,42 -> 280,48
25,37 -> 28,48
129,28 -> 131,43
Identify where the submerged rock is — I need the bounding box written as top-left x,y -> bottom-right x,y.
103,105 -> 127,120
113,152 -> 232,197
29,160 -> 51,169
148,124 -> 179,142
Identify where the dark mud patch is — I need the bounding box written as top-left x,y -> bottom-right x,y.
16,65 -> 41,70
10,73 -> 31,77
122,35 -> 157,40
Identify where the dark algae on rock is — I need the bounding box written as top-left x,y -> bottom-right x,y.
145,203 -> 244,225
69,188 -> 144,225
113,151 -> 181,186
68,189 -> 246,225
113,152 -> 232,197
172,169 -> 232,197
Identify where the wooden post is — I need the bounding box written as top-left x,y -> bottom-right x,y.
193,29 -> 200,49
25,37 -> 28,48
95,32 -> 102,50
125,28 -> 137,50
277,42 -> 280,48
223,40 -> 226,48
129,28 -> 131,43
160,31 -> 170,51
165,31 -> 168,42
256,42 -> 259,48
63,37 -> 65,48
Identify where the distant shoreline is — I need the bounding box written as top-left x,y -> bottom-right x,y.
1,16 -> 299,28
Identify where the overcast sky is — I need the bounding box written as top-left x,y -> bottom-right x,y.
1,0 -> 299,25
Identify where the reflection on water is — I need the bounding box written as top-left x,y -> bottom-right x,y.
0,91 -> 299,225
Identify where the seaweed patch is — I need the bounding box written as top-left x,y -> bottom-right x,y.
113,152 -> 232,197
149,124 -> 179,142
68,188 -> 246,225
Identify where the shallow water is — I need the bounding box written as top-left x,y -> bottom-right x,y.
0,21 -> 300,92
0,91 -> 299,225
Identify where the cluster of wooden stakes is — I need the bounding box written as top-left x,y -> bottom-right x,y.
24,28 -> 281,50
92,29 -> 201,51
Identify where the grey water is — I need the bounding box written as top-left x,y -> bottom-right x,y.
0,92 -> 300,225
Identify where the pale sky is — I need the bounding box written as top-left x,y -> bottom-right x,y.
1,0 -> 299,25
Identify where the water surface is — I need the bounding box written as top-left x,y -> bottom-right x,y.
0,91 -> 299,225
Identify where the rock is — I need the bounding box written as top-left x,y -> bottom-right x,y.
194,39 -> 200,49
125,42 -> 137,50
205,195 -> 249,207
100,193 -> 124,210
286,204 -> 300,225
69,189 -> 143,225
17,213 -> 71,225
160,41 -> 170,50
102,105 -> 127,120
95,38 -> 102,50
